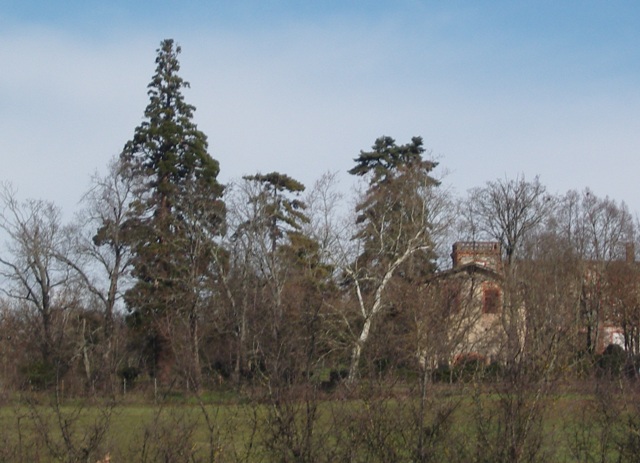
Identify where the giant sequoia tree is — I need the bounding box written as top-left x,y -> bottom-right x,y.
120,39 -> 225,384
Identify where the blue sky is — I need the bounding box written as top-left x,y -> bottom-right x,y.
1,1 -> 639,217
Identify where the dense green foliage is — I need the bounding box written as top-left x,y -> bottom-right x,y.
350,136 -> 439,275
119,39 -> 225,381
241,172 -> 308,252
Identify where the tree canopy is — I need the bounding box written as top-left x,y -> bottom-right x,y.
118,39 -> 225,382
345,136 -> 441,380
351,136 -> 439,274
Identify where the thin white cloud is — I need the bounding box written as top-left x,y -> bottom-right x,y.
1,6 -> 639,221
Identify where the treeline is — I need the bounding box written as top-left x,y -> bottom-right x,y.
0,39 -> 638,398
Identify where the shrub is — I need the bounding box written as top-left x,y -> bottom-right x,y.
21,360 -> 57,390
597,344 -> 625,378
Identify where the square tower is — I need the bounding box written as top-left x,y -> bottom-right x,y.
451,241 -> 502,272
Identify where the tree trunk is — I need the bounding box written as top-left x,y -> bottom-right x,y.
189,311 -> 202,391
348,317 -> 372,382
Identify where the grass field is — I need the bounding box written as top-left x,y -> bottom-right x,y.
0,381 -> 638,462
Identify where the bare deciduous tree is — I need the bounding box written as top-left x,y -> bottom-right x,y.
465,175 -> 554,267
551,189 -> 635,354
0,183 -> 74,369
58,158 -> 136,388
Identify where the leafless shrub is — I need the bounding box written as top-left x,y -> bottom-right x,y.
565,378 -> 640,463
14,394 -> 115,463
323,377 -> 463,463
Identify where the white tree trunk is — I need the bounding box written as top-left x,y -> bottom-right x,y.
347,242 -> 428,382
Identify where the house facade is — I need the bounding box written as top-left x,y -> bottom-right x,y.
423,241 -> 517,366
428,241 -> 636,369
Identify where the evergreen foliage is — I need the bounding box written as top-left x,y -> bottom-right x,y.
119,39 -> 225,380
350,136 -> 439,277
241,172 -> 308,253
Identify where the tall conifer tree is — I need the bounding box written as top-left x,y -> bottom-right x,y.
120,39 -> 225,383
346,136 -> 439,381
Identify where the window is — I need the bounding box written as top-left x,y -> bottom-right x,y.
437,280 -> 463,316
483,285 -> 501,314
444,282 -> 461,315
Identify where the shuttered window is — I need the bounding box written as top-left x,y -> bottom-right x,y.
483,286 -> 501,314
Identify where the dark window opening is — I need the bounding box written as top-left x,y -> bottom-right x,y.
483,286 -> 501,314
444,282 -> 462,315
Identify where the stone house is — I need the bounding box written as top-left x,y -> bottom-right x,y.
426,241 -> 637,369
422,241 -> 516,366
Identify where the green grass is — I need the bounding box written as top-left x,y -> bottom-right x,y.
0,384 -> 637,462
0,397 -> 261,461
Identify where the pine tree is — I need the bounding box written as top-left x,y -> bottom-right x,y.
234,172 -> 313,379
241,172 -> 308,252
120,39 -> 225,385
350,136 -> 439,277
346,136 -> 440,381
